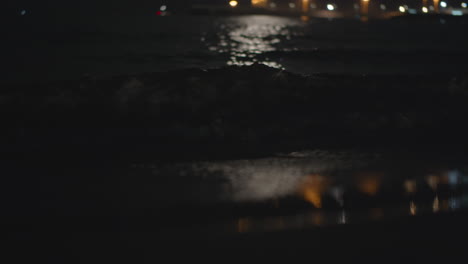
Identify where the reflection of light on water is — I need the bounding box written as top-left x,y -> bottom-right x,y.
410,201 -> 417,215
237,217 -> 251,233
171,157 -> 468,234
300,174 -> 330,208
338,210 -> 347,224
426,175 -> 440,191
404,179 -> 417,194
300,15 -> 310,22
448,170 -> 461,187
311,212 -> 325,226
449,197 -> 460,210
356,172 -> 382,196
330,186 -> 344,207
433,196 -> 440,212
370,208 -> 384,220
210,16 -> 299,69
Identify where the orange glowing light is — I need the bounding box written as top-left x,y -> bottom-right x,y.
302,0 -> 310,13
360,0 -> 370,21
433,0 -> 440,12
251,0 -> 267,7
311,212 -> 325,226
356,172 -> 383,196
426,174 -> 440,190
237,218 -> 250,233
403,179 -> 417,194
299,174 -> 330,208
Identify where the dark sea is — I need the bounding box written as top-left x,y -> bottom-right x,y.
4,14 -> 468,83
4,14 -> 468,263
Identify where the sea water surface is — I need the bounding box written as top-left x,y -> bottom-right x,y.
4,14 -> 468,84
31,149 -> 468,237
5,14 -> 468,239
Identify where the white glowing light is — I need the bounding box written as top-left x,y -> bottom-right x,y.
229,0 -> 238,7
422,7 -> 428,13
327,4 -> 335,11
440,1 -> 447,8
399,6 -> 406,12
20,9 -> 26,16
380,4 -> 386,11
462,2 -> 467,8
160,5 -> 167,11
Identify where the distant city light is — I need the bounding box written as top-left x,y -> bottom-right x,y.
399,6 -> 406,13
422,7 -> 428,13
160,5 -> 167,11
252,0 -> 267,7
408,8 -> 417,14
327,4 -> 335,11
20,9 -> 26,16
229,0 -> 238,7
440,1 -> 447,8
380,4 -> 386,11
462,2 -> 467,8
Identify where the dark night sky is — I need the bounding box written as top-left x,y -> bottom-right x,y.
2,0 -> 178,28
3,0 -> 229,13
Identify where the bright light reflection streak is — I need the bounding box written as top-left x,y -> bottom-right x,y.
216,16 -> 292,69
433,0 -> 440,12
410,201 -> 417,215
433,196 -> 440,212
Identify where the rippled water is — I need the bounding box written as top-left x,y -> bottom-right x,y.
6,14 -> 468,84
206,15 -> 300,68
122,150 -> 468,236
